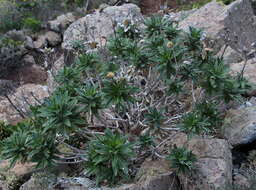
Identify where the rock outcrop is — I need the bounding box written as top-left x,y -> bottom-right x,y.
230,59 -> 256,84
48,13 -> 77,34
179,0 -> 256,54
170,133 -> 232,190
62,3 -> 143,50
0,84 -> 49,124
0,30 -> 32,78
222,106 -> 256,147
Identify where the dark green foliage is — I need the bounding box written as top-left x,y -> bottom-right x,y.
0,0 -> 23,32
75,53 -> 101,74
184,27 -> 203,53
76,85 -> 104,116
164,22 -> 180,40
145,34 -> 165,53
103,78 -> 137,110
165,78 -> 184,95
144,108 -> 166,130
138,134 -> 155,148
201,57 -> 229,95
1,125 -> 58,169
87,129 -> 134,185
144,15 -> 167,37
178,111 -> 211,136
200,57 -> 250,102
1,131 -> 30,167
195,101 -> 221,128
26,133 -> 57,168
71,40 -> 87,52
167,146 -> 197,174
55,66 -> 82,95
107,37 -> 135,58
55,66 -> 81,85
155,41 -> 185,78
39,92 -> 85,136
128,45 -> 152,70
1,13 -> 251,183
0,121 -> 13,141
22,17 -> 41,32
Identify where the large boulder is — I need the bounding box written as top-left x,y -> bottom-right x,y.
62,3 -> 143,50
48,12 -> 77,34
0,83 -> 49,124
120,159 -> 179,190
170,133 -> 232,190
0,30 -> 33,78
222,106 -> 256,147
34,31 -> 62,49
179,0 -> 256,53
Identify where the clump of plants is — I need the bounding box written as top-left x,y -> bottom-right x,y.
167,146 -> 197,174
22,17 -> 41,32
0,15 -> 251,187
87,129 -> 134,185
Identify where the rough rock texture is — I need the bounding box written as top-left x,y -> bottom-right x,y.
47,54 -> 65,93
219,46 -> 243,64
233,173 -> 250,188
48,12 -> 77,34
4,64 -> 48,85
120,159 -> 179,190
62,3 -> 143,50
140,0 -> 166,14
0,84 -> 49,124
20,160 -> 179,190
179,0 -> 256,53
230,59 -> 256,84
170,133 -> 232,190
0,161 -> 34,177
167,9 -> 197,22
222,106 -> 256,147
19,173 -> 56,190
0,181 -> 9,190
20,176 -> 113,190
0,30 -> 31,78
34,31 -> 62,49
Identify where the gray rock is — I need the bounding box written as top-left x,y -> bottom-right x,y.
34,31 -> 62,48
0,180 -> 9,190
218,46 -> 243,64
118,159 -> 179,190
230,59 -> 256,84
0,30 -> 33,78
222,106 -> 256,147
170,133 -> 232,190
47,54 -> 65,93
179,0 -> 256,53
19,173 -> 56,190
62,3 -> 143,50
167,9 -> 197,22
48,12 -> 76,34
45,31 -> 62,47
0,84 -> 49,124
233,174 -> 250,188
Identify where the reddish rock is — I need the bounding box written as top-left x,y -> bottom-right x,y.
140,0 -> 166,14
4,64 -> 48,85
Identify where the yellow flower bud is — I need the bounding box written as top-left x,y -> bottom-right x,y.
123,19 -> 130,26
106,72 -> 115,78
167,41 -> 174,48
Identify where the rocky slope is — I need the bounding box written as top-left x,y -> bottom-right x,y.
1,1 -> 256,190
